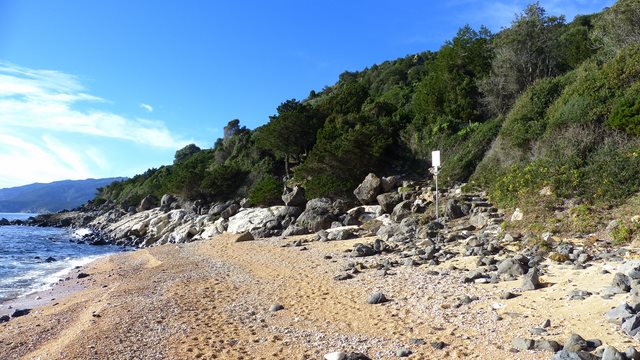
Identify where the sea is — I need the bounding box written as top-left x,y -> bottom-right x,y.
0,213 -> 122,302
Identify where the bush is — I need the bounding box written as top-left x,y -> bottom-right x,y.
304,175 -> 357,199
248,176 -> 283,206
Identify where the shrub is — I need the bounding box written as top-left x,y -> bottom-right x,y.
248,176 -> 283,206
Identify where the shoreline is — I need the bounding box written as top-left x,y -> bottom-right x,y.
1,232 -> 638,359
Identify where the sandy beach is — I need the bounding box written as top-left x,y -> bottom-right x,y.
0,232 -> 637,359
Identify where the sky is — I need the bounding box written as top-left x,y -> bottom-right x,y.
0,0 -> 615,188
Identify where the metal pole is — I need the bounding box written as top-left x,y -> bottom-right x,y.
435,167 -> 439,223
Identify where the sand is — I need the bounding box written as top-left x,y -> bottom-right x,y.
0,233 -> 638,359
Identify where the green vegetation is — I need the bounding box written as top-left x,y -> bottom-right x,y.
97,0 -> 640,230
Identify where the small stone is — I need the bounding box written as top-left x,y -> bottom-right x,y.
334,273 -> 354,281
500,291 -> 516,300
409,338 -> 426,345
613,272 -> 632,292
367,292 -> 387,305
529,327 -> 547,335
512,337 -> 533,351
625,346 -> 640,360
395,347 -> 412,357
431,341 -> 446,350
522,267 -> 541,291
622,315 -> 640,336
0,315 -> 9,323
269,304 -> 284,312
492,313 -> 503,321
235,231 -> 255,242
541,319 -> 551,328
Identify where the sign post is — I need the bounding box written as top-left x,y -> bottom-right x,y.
432,151 -> 440,223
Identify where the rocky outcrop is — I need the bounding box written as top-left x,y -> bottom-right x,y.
293,198 -> 336,232
227,206 -> 302,238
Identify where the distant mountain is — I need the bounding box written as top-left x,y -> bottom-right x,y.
0,178 -> 125,213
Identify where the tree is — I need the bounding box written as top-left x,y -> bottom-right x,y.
254,99 -> 324,177
592,0 -> 640,55
480,2 -> 565,115
174,144 -> 202,164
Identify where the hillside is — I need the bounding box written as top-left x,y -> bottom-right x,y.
0,178 -> 125,213
95,1 -> 640,235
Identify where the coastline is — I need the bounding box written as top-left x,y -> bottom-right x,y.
1,232 -> 637,359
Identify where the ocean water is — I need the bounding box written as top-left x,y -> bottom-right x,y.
0,213 -> 122,302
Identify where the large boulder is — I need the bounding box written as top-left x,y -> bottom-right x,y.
227,206 -> 302,238
221,203 -> 240,220
391,200 -> 412,223
353,173 -> 382,205
282,186 -> 306,207
376,192 -> 402,214
381,175 -> 401,193
138,195 -> 158,211
160,194 -> 178,210
445,199 -> 464,220
295,198 -> 336,232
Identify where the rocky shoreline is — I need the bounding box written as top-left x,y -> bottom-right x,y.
3,173 -> 640,359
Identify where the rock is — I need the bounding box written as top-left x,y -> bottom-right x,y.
613,272 -> 632,292
445,199 -> 464,220
497,258 -> 529,278
396,348 -> 412,357
522,267 -> 541,290
391,200 -> 413,223
295,198 -> 336,232
626,347 -> 640,360
346,353 -> 371,360
327,228 -> 355,241
334,273 -> 353,281
45,256 -> 57,263
221,203 -> 240,219
138,194 -> 158,211
367,291 -> 387,304
381,176 -> 401,193
228,206 -> 300,236
602,346 -> 626,360
569,289 -> 592,300
282,186 -> 306,207
564,333 -> 589,352
553,350 -> 600,360
511,208 -> 524,221
622,315 -> 640,336
469,212 -> 490,229
77,272 -> 90,279
283,224 -> 308,236
431,341 -> 446,350
512,337 -> 534,351
324,352 -> 347,360
354,173 -> 382,205
620,261 -> 640,280
10,309 -> 30,318
269,304 -> 284,312
234,232 -> 254,242
376,192 -> 402,214
533,340 -> 561,352
409,338 -> 426,345
541,319 -> 551,328
0,314 -> 10,323
353,244 -> 376,257
500,291 -> 516,300
529,327 -> 547,335
160,194 -> 178,209
208,202 -> 231,216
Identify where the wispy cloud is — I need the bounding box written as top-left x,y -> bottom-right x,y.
0,62 -> 189,188
140,103 -> 153,112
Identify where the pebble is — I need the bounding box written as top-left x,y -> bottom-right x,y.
367,291 -> 387,305
431,341 -> 446,350
396,347 -> 412,357
77,272 -> 90,279
269,304 -> 284,312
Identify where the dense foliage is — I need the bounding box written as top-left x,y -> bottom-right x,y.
97,0 -> 640,214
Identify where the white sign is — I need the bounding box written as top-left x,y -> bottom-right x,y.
432,150 -> 441,168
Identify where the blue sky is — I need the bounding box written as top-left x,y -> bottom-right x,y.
0,0 -> 614,188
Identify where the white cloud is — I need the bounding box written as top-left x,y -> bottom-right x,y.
0,62 -> 190,188
140,103 -> 153,112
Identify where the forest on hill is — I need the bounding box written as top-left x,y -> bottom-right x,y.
95,1 -> 640,224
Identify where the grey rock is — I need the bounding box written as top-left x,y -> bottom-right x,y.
552,350 -> 600,360
270,304 -> 284,312
497,258 -> 529,278
522,267 -> 541,291
564,333 -> 588,352
367,291 -> 387,304
208,202 -> 231,216
431,341 -> 446,350
282,186 -> 306,207
529,327 -> 547,335
221,203 -> 240,219
0,315 -> 9,323
283,224 -> 309,236
533,339 -> 561,352
160,194 -> 177,208
395,348 -> 412,357
334,273 -> 353,281
353,244 -> 376,257
625,346 -> 640,360
376,192 -> 402,214
500,291 -> 516,300
346,353 -> 372,360
620,260 -> 640,280
445,199 -> 464,219
10,309 -> 30,318
605,303 -> 634,325
77,272 -> 90,279
234,232 -> 254,242
354,173 -> 382,205
138,194 -> 157,211
622,315 -> 640,336
391,200 -> 413,223
613,272 -> 632,292
409,338 -> 426,345
295,198 -> 336,232
512,337 -> 533,351
541,319 -> 551,328
381,175 -> 401,193
601,346 -> 626,360
569,290 -> 593,300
